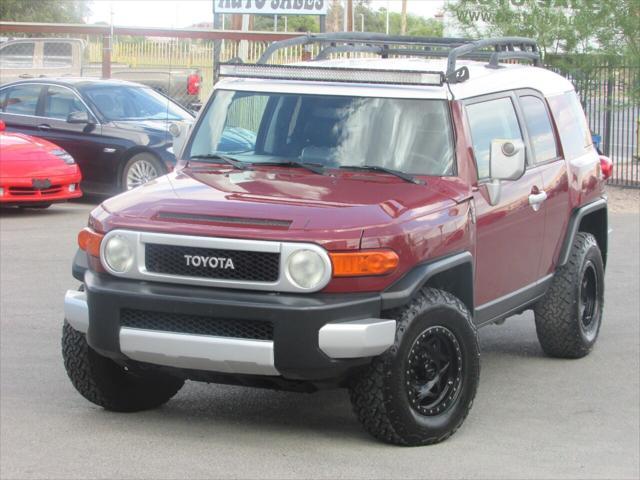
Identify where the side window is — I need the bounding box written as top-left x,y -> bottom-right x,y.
2,85 -> 42,116
519,95 -> 558,163
0,42 -> 35,69
466,97 -> 523,179
43,86 -> 87,120
43,42 -> 73,68
547,91 -> 593,160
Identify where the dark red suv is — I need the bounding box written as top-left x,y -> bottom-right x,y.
62,35 -> 610,445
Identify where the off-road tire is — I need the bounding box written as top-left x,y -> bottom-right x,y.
349,288 -> 480,446
534,232 -> 604,358
62,322 -> 184,412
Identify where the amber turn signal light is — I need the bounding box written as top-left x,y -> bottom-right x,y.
78,228 -> 104,258
330,250 -> 399,277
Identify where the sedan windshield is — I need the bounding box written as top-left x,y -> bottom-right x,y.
187,90 -> 454,176
79,85 -> 192,122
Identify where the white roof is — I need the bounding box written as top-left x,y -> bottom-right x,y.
216,57 -> 574,100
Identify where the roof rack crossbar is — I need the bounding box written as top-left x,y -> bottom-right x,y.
257,32 -> 471,64
253,33 -> 541,83
486,51 -> 541,69
446,37 -> 540,80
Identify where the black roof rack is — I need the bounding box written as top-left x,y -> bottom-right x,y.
255,32 -> 541,83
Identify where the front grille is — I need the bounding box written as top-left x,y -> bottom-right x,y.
121,309 -> 274,340
8,185 -> 63,196
144,243 -> 280,282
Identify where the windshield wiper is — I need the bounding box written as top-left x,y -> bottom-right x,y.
259,160 -> 327,176
339,165 -> 424,185
187,154 -> 251,171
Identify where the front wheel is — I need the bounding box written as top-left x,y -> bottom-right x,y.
349,288 -> 480,446
121,153 -> 165,191
62,322 -> 184,412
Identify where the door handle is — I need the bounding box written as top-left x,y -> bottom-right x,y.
37,124 -> 51,131
18,74 -> 33,79
528,191 -> 547,211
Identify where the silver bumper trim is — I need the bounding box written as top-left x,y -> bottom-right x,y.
64,290 -> 89,333
318,318 -> 396,359
119,328 -> 279,376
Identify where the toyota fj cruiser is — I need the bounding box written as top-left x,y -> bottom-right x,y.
62,34 -> 610,446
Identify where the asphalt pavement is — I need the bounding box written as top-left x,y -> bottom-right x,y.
1,198 -> 638,479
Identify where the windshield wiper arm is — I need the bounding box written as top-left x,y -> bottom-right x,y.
188,154 -> 251,170
339,165 -> 425,185
260,160 -> 326,176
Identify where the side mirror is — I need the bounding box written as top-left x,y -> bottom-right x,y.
67,111 -> 91,124
485,139 -> 526,205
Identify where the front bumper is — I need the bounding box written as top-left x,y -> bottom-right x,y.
0,173 -> 82,204
65,271 -> 396,381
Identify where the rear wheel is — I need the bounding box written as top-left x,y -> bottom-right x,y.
121,153 -> 164,191
349,288 -> 480,446
62,322 -> 184,412
534,232 -> 604,358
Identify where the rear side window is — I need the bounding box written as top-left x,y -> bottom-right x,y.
43,86 -> 88,120
519,96 -> 558,163
1,84 -> 42,116
0,42 -> 35,69
466,97 -> 523,179
547,91 -> 592,160
43,42 -> 73,68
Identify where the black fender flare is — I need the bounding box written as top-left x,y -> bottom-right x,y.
557,197 -> 608,267
380,251 -> 474,312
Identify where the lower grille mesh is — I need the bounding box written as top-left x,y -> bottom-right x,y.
120,309 -> 273,340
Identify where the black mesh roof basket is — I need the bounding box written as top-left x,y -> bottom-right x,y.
218,33 -> 541,85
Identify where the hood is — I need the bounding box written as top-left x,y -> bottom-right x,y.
0,132 -> 75,178
101,166 -> 470,247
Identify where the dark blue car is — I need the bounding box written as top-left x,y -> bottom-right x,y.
0,78 -> 194,194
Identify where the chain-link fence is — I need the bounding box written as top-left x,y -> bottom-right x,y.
0,23 -> 297,111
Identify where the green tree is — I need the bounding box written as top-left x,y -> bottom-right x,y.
0,0 -> 90,23
445,0 -> 638,63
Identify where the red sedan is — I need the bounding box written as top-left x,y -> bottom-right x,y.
0,120 -> 82,208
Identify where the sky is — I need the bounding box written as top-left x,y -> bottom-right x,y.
88,0 -> 446,28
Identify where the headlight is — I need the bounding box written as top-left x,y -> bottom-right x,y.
286,249 -> 326,290
51,149 -> 75,165
103,235 -> 134,273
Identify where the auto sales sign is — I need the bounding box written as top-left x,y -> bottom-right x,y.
214,0 -> 328,15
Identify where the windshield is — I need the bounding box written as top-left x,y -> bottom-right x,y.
187,90 -> 454,176
79,85 -> 192,122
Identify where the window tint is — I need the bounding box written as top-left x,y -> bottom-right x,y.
0,42 -> 35,68
43,86 -> 87,120
80,85 -> 191,121
466,97 -> 523,178
547,91 -> 592,160
2,85 -> 42,116
43,42 -> 73,68
189,91 -> 455,176
520,96 -> 558,163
